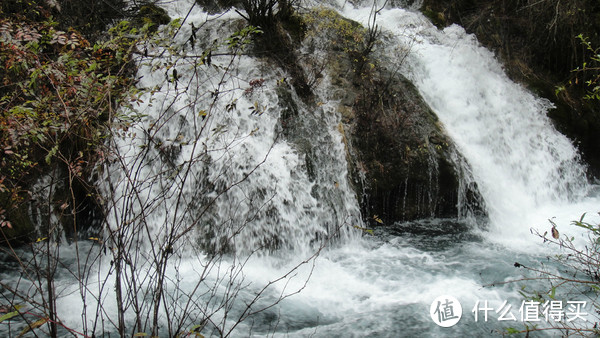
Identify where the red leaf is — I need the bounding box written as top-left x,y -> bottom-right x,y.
1,221 -> 12,229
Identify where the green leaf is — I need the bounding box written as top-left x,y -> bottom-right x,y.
0,305 -> 24,323
45,145 -> 58,165
505,327 -> 521,334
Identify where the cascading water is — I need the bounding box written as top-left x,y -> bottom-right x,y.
338,4 -> 600,250
102,5 -> 362,255
2,1 -> 600,337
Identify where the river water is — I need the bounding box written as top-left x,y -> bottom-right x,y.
2,1 -> 600,337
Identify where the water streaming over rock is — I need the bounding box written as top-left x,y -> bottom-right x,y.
2,1 -> 600,336
100,5 -> 362,256
336,1 -> 599,247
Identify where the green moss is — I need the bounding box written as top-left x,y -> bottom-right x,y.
421,7 -> 447,28
302,7 -> 378,79
134,4 -> 171,32
304,7 -> 368,54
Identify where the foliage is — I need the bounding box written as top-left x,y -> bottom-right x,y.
1,0 -> 129,39
505,214 -> 600,335
573,35 -> 600,101
0,3 -> 145,236
238,0 -> 296,29
225,24 -> 263,49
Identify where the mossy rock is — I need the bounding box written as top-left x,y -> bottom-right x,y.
303,7 -> 369,57
133,4 -> 171,32
293,6 -> 474,223
349,74 -> 462,222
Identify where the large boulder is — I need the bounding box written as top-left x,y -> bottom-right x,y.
295,8 -> 480,224
345,75 -> 464,223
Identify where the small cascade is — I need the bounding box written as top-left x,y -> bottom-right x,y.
339,4 -> 597,249
101,4 -> 361,255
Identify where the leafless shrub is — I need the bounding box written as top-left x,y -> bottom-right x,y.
0,5 -> 340,337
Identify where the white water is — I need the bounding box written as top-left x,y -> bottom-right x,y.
338,3 -> 600,251
2,1 -> 600,337
102,4 -> 362,255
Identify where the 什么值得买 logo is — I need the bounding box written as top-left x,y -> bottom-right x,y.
430,295 -> 462,327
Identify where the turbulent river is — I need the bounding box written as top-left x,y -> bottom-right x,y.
2,0 -> 600,337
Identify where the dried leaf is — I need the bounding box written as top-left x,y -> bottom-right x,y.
18,317 -> 48,337
551,226 -> 559,240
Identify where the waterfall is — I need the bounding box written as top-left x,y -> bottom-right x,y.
81,1 -> 600,334
3,1 -> 600,337
101,4 -> 362,256
339,4 -> 599,250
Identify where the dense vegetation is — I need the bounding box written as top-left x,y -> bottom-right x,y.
0,0 -> 168,242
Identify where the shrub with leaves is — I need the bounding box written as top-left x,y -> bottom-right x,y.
504,214 -> 600,335
238,0 -> 296,28
0,3 -> 142,235
573,35 -> 600,101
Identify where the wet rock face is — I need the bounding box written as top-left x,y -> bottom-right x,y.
292,8 -> 472,224
346,75 -> 461,224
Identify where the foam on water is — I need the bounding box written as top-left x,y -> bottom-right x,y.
2,1 -> 599,337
